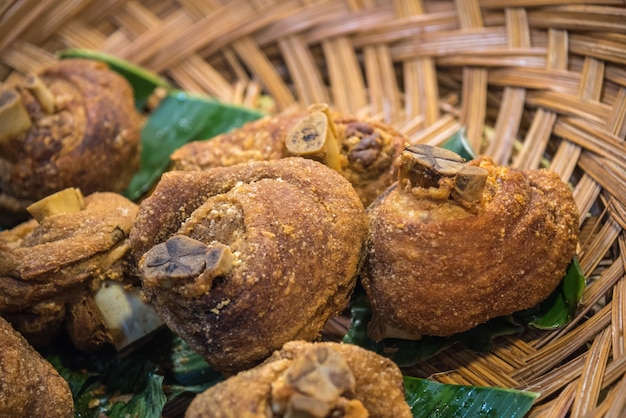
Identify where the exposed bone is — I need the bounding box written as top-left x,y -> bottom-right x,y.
0,89 -> 32,143
141,236 -> 234,297
454,165 -> 489,203
141,235 -> 209,289
272,345 -> 358,418
285,103 -> 343,172
192,242 -> 234,297
24,73 -> 55,114
398,144 -> 488,205
26,187 -> 85,222
94,280 -> 163,350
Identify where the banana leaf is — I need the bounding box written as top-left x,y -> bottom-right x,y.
518,257 -> 585,329
404,376 -> 538,418
342,292 -> 523,368
441,128 -> 477,161
124,91 -> 263,200
43,328 -> 221,418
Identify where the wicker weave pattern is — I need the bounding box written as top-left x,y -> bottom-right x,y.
2,1 -> 626,416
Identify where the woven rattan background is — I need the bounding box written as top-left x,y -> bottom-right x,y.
2,1 -> 626,416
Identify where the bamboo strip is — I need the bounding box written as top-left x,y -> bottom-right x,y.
549,140 -> 581,182
0,40 -> 55,74
110,2 -> 161,38
513,28 -> 566,170
254,1 -> 348,46
573,175 -> 603,228
484,8 -> 528,164
570,327 -> 612,418
600,355 -> 626,395
580,220 -> 623,279
305,4 -> 395,45
452,350 -> 520,387
602,374 -> 626,418
437,51 -> 546,68
570,34 -> 626,66
479,0 -> 623,6
553,118 -> 626,172
362,43 -> 402,123
528,380 -> 577,418
527,5 -> 626,33
526,91 -> 609,125
581,251 -> 624,307
168,55 -> 235,101
520,354 -> 587,402
613,278 -> 626,359
579,153 -> 626,208
57,21 -> 107,50
351,10 -> 458,46
0,0 -> 56,55
76,0 -> 127,26
395,0 -> 440,126
231,37 -> 296,110
512,303 -> 612,381
487,67 -> 580,94
606,65 -> 626,88
409,114 -> 462,146
391,27 -> 508,60
20,0 -> 91,47
198,1 -> 303,59
607,88 -> 626,139
432,351 -> 495,387
321,37 -> 367,114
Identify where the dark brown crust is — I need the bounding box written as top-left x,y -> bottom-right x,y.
0,59 -> 141,223
169,111 -> 406,207
0,316 -> 74,417
0,192 -> 138,347
362,158 -> 580,337
185,340 -> 411,418
131,158 -> 368,373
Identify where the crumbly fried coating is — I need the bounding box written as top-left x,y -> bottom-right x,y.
169,110 -> 406,207
0,192 -> 138,349
130,158 -> 368,373
185,341 -> 411,418
0,316 -> 73,417
362,151 -> 580,338
0,59 -> 141,226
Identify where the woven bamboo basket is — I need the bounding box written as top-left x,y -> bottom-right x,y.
2,0 -> 626,416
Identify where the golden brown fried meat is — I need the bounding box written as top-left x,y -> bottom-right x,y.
362,145 -> 580,338
169,106 -> 406,207
130,158 -> 368,374
185,340 -> 411,418
0,190 -> 138,350
0,59 -> 141,226
0,316 -> 73,418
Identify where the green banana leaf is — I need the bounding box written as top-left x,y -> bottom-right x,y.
518,257 -> 586,329
43,328 -> 222,418
404,376 -> 538,418
124,90 -> 263,200
342,292 -> 523,368
441,128 -> 477,161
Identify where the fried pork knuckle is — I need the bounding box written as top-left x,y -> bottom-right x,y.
130,158 -> 368,373
169,106 -> 406,207
362,146 -> 580,338
0,190 -> 138,349
185,341 -> 411,418
0,316 -> 73,417
0,59 -> 141,225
